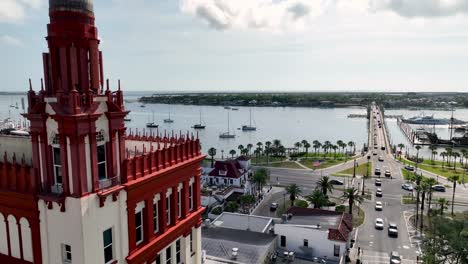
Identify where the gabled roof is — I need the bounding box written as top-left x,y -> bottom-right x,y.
236,155 -> 251,161
208,159 -> 245,178
285,207 -> 353,242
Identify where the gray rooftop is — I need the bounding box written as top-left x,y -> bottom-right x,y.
212,212 -> 274,233
202,226 -> 277,264
282,214 -> 341,230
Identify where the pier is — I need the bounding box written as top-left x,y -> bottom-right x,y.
348,114 -> 402,119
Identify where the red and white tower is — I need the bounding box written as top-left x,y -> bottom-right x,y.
0,1 -> 205,263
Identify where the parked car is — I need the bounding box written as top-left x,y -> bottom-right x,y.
401,183 -> 413,191
390,251 -> 401,264
375,201 -> 383,211
375,179 -> 382,186
432,185 -> 446,192
330,179 -> 344,185
270,203 -> 278,211
384,170 -> 391,177
376,188 -> 383,197
375,218 -> 384,230
404,165 -> 414,171
388,223 -> 398,237
378,156 -> 384,162
375,168 -> 381,176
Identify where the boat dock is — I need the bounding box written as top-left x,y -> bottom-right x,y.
397,118 -> 428,145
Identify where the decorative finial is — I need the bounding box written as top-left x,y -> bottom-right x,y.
40,78 -> 44,91
118,79 -> 121,91
29,78 -> 32,91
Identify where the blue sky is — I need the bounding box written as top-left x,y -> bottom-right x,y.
1,0 -> 468,93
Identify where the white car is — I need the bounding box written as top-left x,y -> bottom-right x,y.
378,156 -> 384,161
375,218 -> 384,230
375,201 -> 383,211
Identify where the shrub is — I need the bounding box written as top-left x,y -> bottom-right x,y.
295,199 -> 308,208
224,201 -> 239,213
211,207 -> 223,215
335,205 -> 345,212
326,201 -> 337,207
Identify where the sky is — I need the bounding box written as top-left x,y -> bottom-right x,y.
1,0 -> 468,93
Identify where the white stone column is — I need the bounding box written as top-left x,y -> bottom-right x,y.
194,227 -> 202,264
183,232 -> 191,264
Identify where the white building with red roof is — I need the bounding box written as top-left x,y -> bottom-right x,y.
201,157 -> 252,193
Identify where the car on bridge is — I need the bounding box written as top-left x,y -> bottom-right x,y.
384,169 -> 391,177
376,188 -> 383,197
378,156 -> 384,161
375,179 -> 382,186
375,168 -> 381,175
381,146 -> 386,150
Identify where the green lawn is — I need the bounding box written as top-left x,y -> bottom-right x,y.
251,155 -> 285,164
402,195 -> 416,204
344,206 -> 365,227
262,161 -> 304,169
333,162 -> 372,177
299,158 -> 345,170
402,158 -> 468,182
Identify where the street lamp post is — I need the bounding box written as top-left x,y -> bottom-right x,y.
353,159 -> 357,178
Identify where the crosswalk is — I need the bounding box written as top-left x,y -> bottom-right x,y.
361,251 -> 417,263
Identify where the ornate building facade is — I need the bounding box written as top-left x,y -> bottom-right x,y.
0,1 -> 204,263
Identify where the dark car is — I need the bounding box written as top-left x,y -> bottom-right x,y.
330,179 -> 344,185
404,165 -> 414,171
432,185 -> 446,192
375,179 -> 382,186
390,251 -> 401,264
388,223 -> 398,237
270,203 -> 278,211
375,168 -> 381,176
381,146 -> 386,150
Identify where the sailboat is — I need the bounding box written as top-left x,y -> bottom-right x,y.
146,111 -> 158,128
219,111 -> 235,139
192,108 -> 206,129
164,106 -> 174,123
242,108 -> 256,131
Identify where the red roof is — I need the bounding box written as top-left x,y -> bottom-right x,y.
286,207 -> 353,242
236,155 -> 251,161
208,159 -> 245,179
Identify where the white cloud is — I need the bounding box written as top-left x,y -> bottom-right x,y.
180,0 -> 329,32
0,35 -> 24,47
369,0 -> 468,17
0,0 -> 42,23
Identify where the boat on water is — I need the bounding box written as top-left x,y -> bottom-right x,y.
164,107 -> 174,123
192,108 -> 206,129
140,104 -> 146,108
146,111 -> 158,128
219,111 -> 235,139
224,106 -> 231,110
231,108 -> 239,111
242,109 -> 256,131
402,114 -> 467,125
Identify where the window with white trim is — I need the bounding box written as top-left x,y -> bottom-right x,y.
178,189 -> 181,218
153,202 -> 158,233
165,246 -> 171,264
189,184 -> 194,211
176,239 -> 181,263
97,132 -> 107,180
166,196 -> 171,225
52,135 -> 62,188
61,244 -> 72,263
103,228 -> 114,264
135,210 -> 144,245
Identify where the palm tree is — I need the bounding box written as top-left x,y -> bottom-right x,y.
254,148 -> 261,162
316,176 -> 333,196
432,151 -> 438,163
348,141 -> 356,154
414,184 -> 421,227
437,197 -> 448,215
246,143 -> 253,156
323,140 -> 331,156
461,149 -> 468,166
453,152 -> 460,170
425,178 -> 437,216
208,147 -> 217,168
273,139 -> 281,149
342,187 -> 363,214
265,141 -> 272,164
419,181 -> 429,232
256,142 -> 263,152
286,184 -> 302,207
440,152 -> 447,167
332,145 -> 338,159
252,168 -> 269,192
301,140 -> 308,153
294,142 -> 302,154
313,140 -> 321,156
397,143 -> 405,159
238,144 -> 244,154
229,149 -> 236,158
241,148 -> 249,156
445,147 -> 453,166
448,175 -> 460,216
303,142 -> 311,158
336,140 -> 344,155
429,145 -> 437,162
306,190 -> 327,209
415,145 -> 421,164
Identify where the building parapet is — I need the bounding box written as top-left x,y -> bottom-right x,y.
0,153 -> 35,194
122,132 -> 202,183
